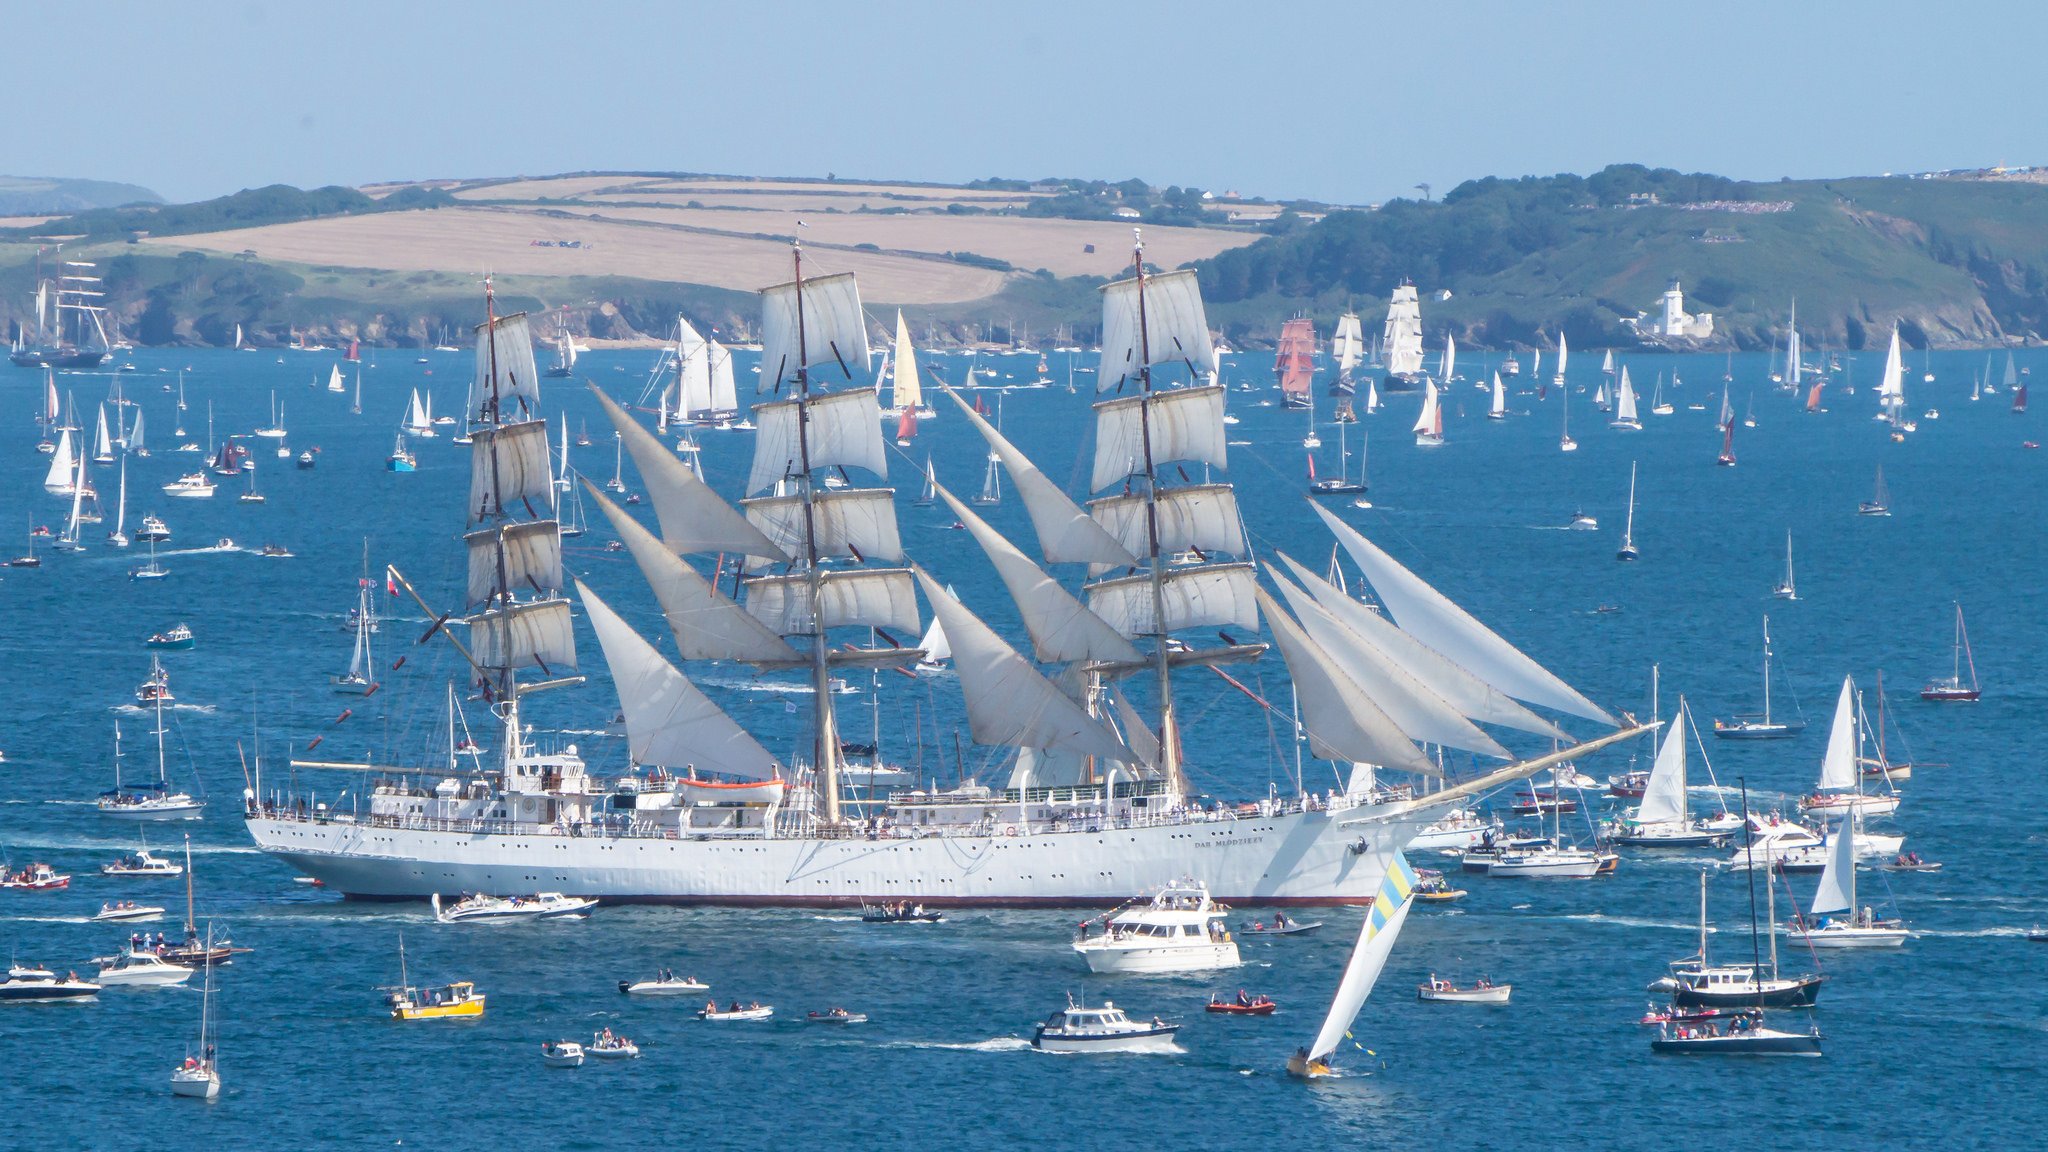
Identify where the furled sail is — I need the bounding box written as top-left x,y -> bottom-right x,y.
1267,562 -> 1507,759
1097,269 -> 1217,392
1817,675 -> 1858,791
1636,704 -> 1690,825
463,520 -> 563,608
463,599 -> 576,673
467,420 -> 555,525
748,387 -> 888,495
1313,503 -> 1614,725
745,569 -> 920,637
1258,587 -> 1433,773
469,311 -> 542,422
912,567 -> 1134,762
935,482 -> 1142,665
590,384 -> 784,560
943,386 -> 1135,566
586,482 -> 800,664
1089,484 -> 1245,566
758,271 -> 869,393
1091,384 -> 1228,492
1086,563 -> 1259,640
743,489 -> 903,566
1305,854 -> 1420,1064
577,580 -> 781,780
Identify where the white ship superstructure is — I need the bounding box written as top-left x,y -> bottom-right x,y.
245,240 -> 1646,905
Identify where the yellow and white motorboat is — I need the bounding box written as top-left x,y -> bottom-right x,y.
384,935 -> 484,1020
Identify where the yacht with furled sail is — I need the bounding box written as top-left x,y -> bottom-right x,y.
10,251 -> 111,368
1713,616 -> 1805,739
1379,282 -> 1426,391
1616,462 -> 1640,561
1772,532 -> 1797,599
1276,317 -> 1315,410
1308,421 -> 1366,495
1920,602 -> 1980,701
168,931 -> 221,1099
1286,853 -> 1420,1078
242,237 -> 1646,906
333,583 -> 378,694
1328,311 -> 1363,397
98,691 -> 203,819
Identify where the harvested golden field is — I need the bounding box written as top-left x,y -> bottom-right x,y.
147,206 -> 1005,304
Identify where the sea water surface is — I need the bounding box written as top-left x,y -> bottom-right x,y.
0,343 -> 2041,1150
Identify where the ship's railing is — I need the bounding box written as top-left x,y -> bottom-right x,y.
246,788 -> 1365,842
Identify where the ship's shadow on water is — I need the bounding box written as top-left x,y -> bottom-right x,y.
4,344 -> 2044,1148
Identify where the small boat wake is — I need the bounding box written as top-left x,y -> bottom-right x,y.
1555,912 -> 1705,933
885,1037 -> 1033,1054
112,702 -> 216,716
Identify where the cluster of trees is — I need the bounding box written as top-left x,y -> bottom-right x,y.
3,183 -> 453,242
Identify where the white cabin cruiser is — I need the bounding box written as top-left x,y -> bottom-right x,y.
430,891 -> 597,924
1072,879 -> 1239,974
619,969 -> 708,996
96,949 -> 194,987
1032,998 -> 1180,1053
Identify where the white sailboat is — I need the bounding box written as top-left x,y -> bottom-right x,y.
1617,461 -> 1639,560
351,366 -> 363,415
255,392 -> 287,438
1552,331 -> 1568,390
1559,374 -> 1576,452
1772,532 -> 1797,599
1380,283 -> 1425,388
1330,311 -> 1365,396
93,403 -> 115,463
327,364 -> 346,393
1439,332 -> 1458,385
1286,854 -> 1422,1078
880,310 -> 929,418
1413,380 -> 1444,446
333,585 -> 378,694
1607,698 -> 1736,845
1877,325 -> 1907,428
168,931 -> 221,1098
1611,366 -> 1640,430
403,389 -> 434,437
1799,677 -> 1901,817
1789,813 -> 1908,948
44,427 -> 77,494
1487,372 -> 1505,419
108,457 -> 129,547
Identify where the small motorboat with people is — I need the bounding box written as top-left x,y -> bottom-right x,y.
1072,878 -> 1239,974
1407,806 -> 1499,851
1031,997 -> 1180,1054
1881,853 -> 1941,873
806,1008 -> 868,1025
145,624 -> 195,651
96,949 -> 194,987
1417,975 -> 1511,1004
102,843 -> 184,877
698,1000 -> 774,1022
0,968 -> 100,1001
1412,870 -> 1467,903
1205,990 -> 1277,1016
93,901 -> 167,922
540,1040 -> 585,1068
384,935 -> 484,1020
1649,1008 -> 1822,1057
587,1027 -> 640,1058
430,891 -> 598,924
0,862 -> 70,890
135,657 -> 174,705
619,969 -> 709,996
860,901 -> 944,924
1241,911 -> 1323,936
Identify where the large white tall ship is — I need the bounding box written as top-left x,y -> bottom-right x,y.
1379,282 -> 1426,390
244,240 -> 1645,906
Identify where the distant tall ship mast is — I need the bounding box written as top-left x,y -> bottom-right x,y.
11,248 -> 111,369
1276,317 -> 1316,410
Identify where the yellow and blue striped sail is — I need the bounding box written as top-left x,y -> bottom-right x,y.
1306,851 -> 1421,1065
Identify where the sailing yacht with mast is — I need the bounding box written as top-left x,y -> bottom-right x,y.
1380,283 -> 1426,391
1772,532 -> 1797,599
1329,311 -> 1364,397
1308,423 -> 1366,495
1559,374 -> 1576,451
242,240 -> 1645,905
1799,676 -> 1902,817
1487,372 -> 1506,419
1714,616 -> 1805,739
1787,815 -> 1908,948
97,690 -> 202,819
1920,602 -> 1980,701
1413,380 -> 1444,446
333,584 -> 378,694
1606,698 -> 1737,846
1276,317 -> 1315,410
1858,465 -> 1891,516
1611,366 -> 1640,430
1286,854 -> 1421,1078
168,932 -> 221,1099
1616,462 -> 1639,561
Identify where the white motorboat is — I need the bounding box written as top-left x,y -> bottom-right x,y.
587,1029 -> 640,1059
1408,807 -> 1499,851
160,473 -> 216,498
806,1008 -> 868,1024
540,1041 -> 585,1068
618,970 -> 708,996
430,891 -> 598,924
93,902 -> 167,922
1785,817 -> 1908,949
96,949 -> 194,987
102,846 -> 185,877
1417,974 -> 1511,1003
1031,998 -> 1180,1054
0,970 -> 100,1001
698,1001 -> 774,1021
1072,878 -> 1239,974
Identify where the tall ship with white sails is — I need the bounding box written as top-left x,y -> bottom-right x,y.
1379,282 -> 1426,391
243,239 -> 1643,905
1329,312 -> 1364,397
12,251 -> 112,369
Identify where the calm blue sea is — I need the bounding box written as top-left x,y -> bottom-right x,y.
0,342 -> 2040,1150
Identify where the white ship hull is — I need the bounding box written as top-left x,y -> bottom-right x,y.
245,805 -> 1433,906
1074,940 -> 1239,974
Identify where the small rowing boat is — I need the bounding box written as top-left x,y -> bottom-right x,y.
1417,975 -> 1511,1004
1206,992 -> 1277,1016
698,1001 -> 774,1021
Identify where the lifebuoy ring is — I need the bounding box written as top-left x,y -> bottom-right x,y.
1003,825 -> 1018,838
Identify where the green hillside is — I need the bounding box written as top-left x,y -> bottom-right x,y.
1196,165 -> 2048,350
0,174 -> 160,214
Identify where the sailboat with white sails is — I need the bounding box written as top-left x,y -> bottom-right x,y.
1606,698 -> 1738,846
1786,813 -> 1908,948
1611,366 -> 1640,430
1413,380 -> 1444,447
1772,532 -> 1797,599
1799,676 -> 1901,817
1329,311 -> 1364,397
1285,853 -> 1422,1078
243,238 -> 1646,905
1380,283 -> 1426,390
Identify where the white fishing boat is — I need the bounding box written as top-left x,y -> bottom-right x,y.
102,840 -> 184,877
161,472 -> 216,499
540,1040 -> 585,1068
1072,878 -> 1240,974
1032,996 -> 1179,1054
1799,677 -> 1901,817
698,1002 -> 774,1021
1786,816 -> 1908,948
96,949 -> 194,987
430,891 -> 598,924
1285,854 -> 1422,1078
244,245 -> 1645,907
619,969 -> 709,996
1417,974 -> 1510,1003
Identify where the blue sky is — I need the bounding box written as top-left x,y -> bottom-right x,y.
11,0 -> 2042,205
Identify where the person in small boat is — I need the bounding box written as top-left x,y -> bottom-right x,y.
1272,912 -> 1290,930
